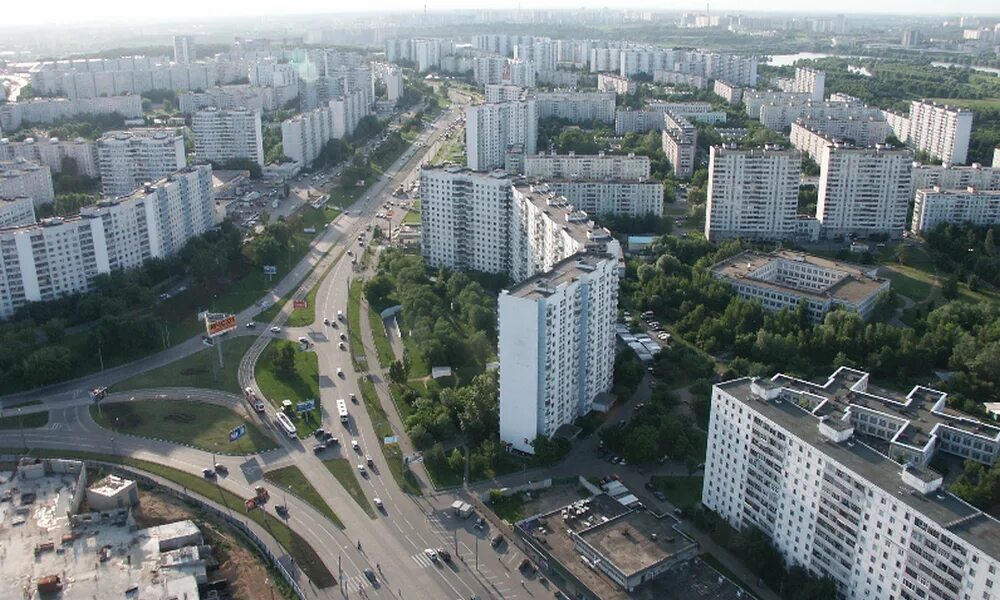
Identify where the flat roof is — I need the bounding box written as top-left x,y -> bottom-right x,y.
718,371 -> 1000,558
88,474 -> 135,496
711,250 -> 888,305
578,510 -> 693,577
506,253 -> 613,300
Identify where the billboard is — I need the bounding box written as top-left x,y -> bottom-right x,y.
263,265 -> 277,275
293,298 -> 308,309
205,313 -> 238,337
229,424 -> 247,442
296,399 -> 316,413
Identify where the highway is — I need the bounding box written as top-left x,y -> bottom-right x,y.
0,101 -> 550,600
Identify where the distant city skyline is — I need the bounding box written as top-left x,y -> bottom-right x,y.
2,1 -> 998,28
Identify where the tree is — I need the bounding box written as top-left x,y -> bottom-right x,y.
25,345 -> 73,385
942,274 -> 959,299
448,448 -> 465,473
42,318 -> 66,343
274,344 -> 296,377
531,436 -> 570,465
389,360 -> 407,384
623,424 -> 660,464
424,442 -> 447,468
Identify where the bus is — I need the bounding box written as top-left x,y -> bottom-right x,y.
337,399 -> 349,424
275,412 -> 297,439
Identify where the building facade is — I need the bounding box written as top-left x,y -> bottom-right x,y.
911,187 -> 1000,234
535,92 -> 615,124
519,152 -> 650,179
597,73 -> 636,95
539,180 -> 663,217
713,80 -> 743,105
0,196 -> 36,228
192,107 -> 265,167
0,96 -> 144,132
908,100 -> 973,165
97,129 -> 186,197
0,159 -> 55,207
0,137 -> 99,178
465,99 -> 538,171
661,111 -> 698,179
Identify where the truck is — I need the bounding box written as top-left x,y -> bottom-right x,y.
245,486 -> 270,511
450,500 -> 474,519
244,387 -> 265,413
337,399 -> 349,424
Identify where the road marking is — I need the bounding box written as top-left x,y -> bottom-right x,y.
410,552 -> 436,568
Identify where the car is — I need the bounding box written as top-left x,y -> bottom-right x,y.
298,336 -> 310,345
490,534 -> 504,548
275,505 -> 289,517
358,464 -> 367,476
202,468 -> 216,479
654,491 -> 667,502
518,558 -> 533,572
364,569 -> 377,583
214,464 -> 228,474
337,368 -> 344,379
326,435 -> 339,445
474,517 -> 486,530
245,322 -> 256,329
315,428 -> 326,439
352,439 -> 360,451
339,342 -> 346,350
339,332 -> 347,341
374,497 -> 383,510
323,317 -> 330,325
424,548 -> 439,562
270,326 -> 281,333
437,548 -> 452,562
645,481 -> 656,492
314,443 -> 327,453
350,393 -> 357,403
366,455 -> 374,466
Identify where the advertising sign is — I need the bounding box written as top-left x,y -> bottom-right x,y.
296,399 -> 317,413
293,299 -> 308,309
263,265 -> 277,275
205,313 -> 238,337
229,424 -> 247,442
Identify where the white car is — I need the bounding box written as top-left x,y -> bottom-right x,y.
358,464 -> 367,476
424,548 -> 438,562
374,497 -> 383,509
352,439 -> 360,450
270,326 -> 281,333
337,367 -> 344,378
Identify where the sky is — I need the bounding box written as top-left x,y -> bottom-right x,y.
2,0 -> 998,27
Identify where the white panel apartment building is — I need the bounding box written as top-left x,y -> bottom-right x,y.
535,92 -> 615,124
520,152 -> 650,180
465,99 -> 538,172
192,107 -> 265,167
474,57 -> 536,88
0,159 -> 55,207
597,74 -> 636,95
911,163 -> 1000,193
97,129 -> 186,197
713,80 -> 743,105
0,137 -> 99,178
281,105 -> 332,166
911,187 -> 1000,234
790,118 -> 891,161
908,100 -> 973,165
0,96 -> 143,132
705,145 -> 802,242
0,165 -> 215,319
704,367 -> 1000,600
816,143 -> 914,239
179,85 -> 274,115
536,180 -> 663,217
777,67 -> 826,102
0,196 -> 36,228
420,166 -> 620,454
662,111 -> 698,179
29,58 -> 227,98
173,36 -> 195,64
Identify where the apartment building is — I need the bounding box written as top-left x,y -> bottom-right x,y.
994,147 -> 999,168
662,111 -> 698,179
96,129 -> 186,197
29,58 -> 228,98
179,85 -> 275,115
0,137 -> 99,178
248,60 -> 298,87
704,367 -> 1000,600
415,39 -> 442,72
0,196 -> 36,228
465,99 -> 538,171
535,92 -> 615,124
743,91 -> 813,122
0,166 -> 215,319
419,167 -> 513,273
614,110 -> 666,135
911,163 -> 1000,193
0,159 -> 55,207
911,187 -> 1000,234
484,84 -> 525,104
538,180 -> 663,217
713,80 -> 743,105
704,53 -> 758,86
883,109 -> 912,143
758,100 -> 883,132
777,67 -> 826,102
0,96 -> 144,132
513,40 -> 557,73
816,143 -> 914,239
652,70 -> 707,89
519,151 -> 651,179
383,67 -> 405,103
192,107 -> 264,168
908,100 -> 973,165
704,145 -> 802,242
647,101 -> 728,124
173,35 -> 195,64
710,250 -> 890,322
597,73 -> 636,95
790,118 -> 890,161
280,104 -> 332,166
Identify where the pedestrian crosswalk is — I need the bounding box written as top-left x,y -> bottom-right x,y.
410,550 -> 437,568
340,574 -> 369,594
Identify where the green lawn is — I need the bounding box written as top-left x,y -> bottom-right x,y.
650,476 -> 704,510
322,458 -> 376,518
285,246 -> 347,328
89,400 -> 275,454
358,377 -> 421,495
366,305 -> 396,369
879,264 -> 937,303
488,492 -> 524,522
402,210 -> 420,225
264,465 -> 344,529
254,340 -> 322,437
423,459 -> 464,489
0,411 -> 49,429
700,553 -> 760,600
347,280 -> 368,370
2,447 -> 336,589
112,336 -> 255,393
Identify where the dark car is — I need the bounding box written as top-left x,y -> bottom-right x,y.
438,548 -> 452,562
519,558 -> 533,572
364,569 -> 377,583
490,534 -> 504,548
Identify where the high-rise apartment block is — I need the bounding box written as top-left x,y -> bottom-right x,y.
912,187 -> 1000,234
704,367 -> 1000,600
816,143 -> 913,239
535,92 -> 615,124
705,145 -> 802,242
475,57 -> 536,88
0,196 -> 36,229
280,90 -> 371,167
97,129 -> 186,197
790,118 -> 890,161
519,152 -> 651,180
192,107 -> 265,167
597,73 -> 636,96
907,100 -> 973,165
537,180 -> 662,217
652,70 -> 707,89
0,166 -> 215,319
173,36 -> 195,64
0,137 -> 99,178
777,67 -> 825,102
910,163 -> 1000,195
0,159 -> 55,207
661,111 -> 698,179
713,80 -> 743,105
0,96 -> 144,132
465,99 -> 538,171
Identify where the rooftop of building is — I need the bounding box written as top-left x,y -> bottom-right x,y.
518,494 -> 745,600
711,143 -> 799,156
0,458 -> 205,599
711,250 -> 888,305
577,509 -> 695,577
506,252 -> 613,300
1,136 -> 91,145
98,128 -> 181,141
0,158 -> 47,173
717,369 -> 1000,558
88,474 -> 135,497
512,180 -> 615,245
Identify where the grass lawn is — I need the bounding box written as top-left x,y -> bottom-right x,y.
264,465 -> 344,529
366,305 -> 396,369
0,411 -> 49,429
488,492 -> 525,522
347,280 -> 368,370
2,447 -> 336,589
402,210 -> 420,225
879,264 -> 936,303
113,336 -> 254,394
423,459 -> 464,489
322,458 -> 376,518
285,246 -> 347,328
254,339 -> 322,437
89,400 -> 275,454
700,553 -> 760,600
358,377 -> 421,495
650,476 -> 704,510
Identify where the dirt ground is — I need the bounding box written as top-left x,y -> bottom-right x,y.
134,490 -> 278,600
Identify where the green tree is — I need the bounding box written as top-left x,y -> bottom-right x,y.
25,345 -> 73,385
389,360 -> 407,384
424,442 -> 447,468
274,344 -> 296,377
448,448 -> 465,473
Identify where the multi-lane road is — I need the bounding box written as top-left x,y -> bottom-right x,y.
0,102 -> 550,600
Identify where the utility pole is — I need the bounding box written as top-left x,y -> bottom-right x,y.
216,333 -> 224,368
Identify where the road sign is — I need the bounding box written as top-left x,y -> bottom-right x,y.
296,399 -> 316,413
384,436 -> 399,444
293,298 -> 308,309
263,265 -> 277,275
205,313 -> 238,337
229,424 -> 247,442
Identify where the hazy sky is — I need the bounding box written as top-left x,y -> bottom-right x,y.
3,0 -> 998,27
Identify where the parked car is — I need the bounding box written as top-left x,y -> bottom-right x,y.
490,534 -> 504,548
